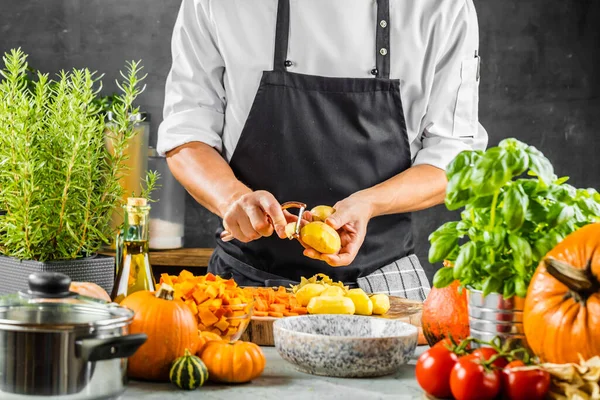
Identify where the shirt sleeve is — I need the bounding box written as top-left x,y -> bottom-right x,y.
157,0 -> 226,156
412,0 -> 488,170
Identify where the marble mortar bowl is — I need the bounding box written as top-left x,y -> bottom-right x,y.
273,314 -> 418,378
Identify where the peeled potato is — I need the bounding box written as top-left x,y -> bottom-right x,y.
310,205 -> 335,222
300,221 -> 341,254
295,283 -> 327,306
320,286 -> 346,297
347,288 -> 373,316
307,295 -> 355,315
371,294 -> 391,315
284,222 -> 298,239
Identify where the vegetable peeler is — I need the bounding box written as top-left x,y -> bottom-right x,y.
220,201 -> 307,242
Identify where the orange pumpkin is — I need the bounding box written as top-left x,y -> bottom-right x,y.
70,281 -> 111,302
422,271 -> 470,346
196,331 -> 223,355
524,223 -> 600,364
120,284 -> 199,381
199,340 -> 265,383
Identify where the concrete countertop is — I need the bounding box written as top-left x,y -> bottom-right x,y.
122,346 -> 427,400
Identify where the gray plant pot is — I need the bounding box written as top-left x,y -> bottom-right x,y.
467,288 -> 529,351
0,254 -> 115,296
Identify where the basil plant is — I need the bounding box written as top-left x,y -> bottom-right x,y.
430,138 -> 600,299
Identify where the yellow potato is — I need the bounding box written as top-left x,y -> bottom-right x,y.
307,295 -> 355,315
310,205 -> 335,222
371,294 -> 391,315
320,286 -> 346,297
347,288 -> 373,316
294,283 -> 327,307
300,221 -> 341,254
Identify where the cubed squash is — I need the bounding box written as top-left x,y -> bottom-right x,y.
214,317 -> 230,332
198,307 -> 219,327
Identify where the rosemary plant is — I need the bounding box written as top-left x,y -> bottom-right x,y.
0,48 -> 148,261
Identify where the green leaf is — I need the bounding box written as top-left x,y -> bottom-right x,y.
526,146 -> 555,184
433,267 -> 455,289
555,205 -> 574,226
453,241 -> 477,280
554,176 -> 569,185
482,276 -> 503,297
533,236 -> 554,260
498,138 -> 528,151
515,277 -> 528,298
503,279 -> 516,299
428,234 -> 458,264
446,150 -> 479,180
470,147 -> 513,196
502,184 -> 528,231
428,221 -> 459,243
508,234 -> 532,277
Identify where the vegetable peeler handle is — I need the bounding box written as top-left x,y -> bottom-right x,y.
220,201 -> 307,242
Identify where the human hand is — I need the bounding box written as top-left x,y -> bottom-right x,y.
301,194 -> 373,267
221,190 -> 289,243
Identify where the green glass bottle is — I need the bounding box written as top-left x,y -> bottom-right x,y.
111,197 -> 156,303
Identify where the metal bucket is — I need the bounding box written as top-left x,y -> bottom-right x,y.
467,289 -> 529,350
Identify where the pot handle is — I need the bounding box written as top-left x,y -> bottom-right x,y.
76,333 -> 148,362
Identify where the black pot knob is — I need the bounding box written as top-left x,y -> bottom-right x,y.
24,272 -> 73,298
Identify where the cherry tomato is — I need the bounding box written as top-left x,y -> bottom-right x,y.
433,338 -> 453,349
450,356 -> 501,400
471,347 -> 509,369
501,362 -> 550,400
415,345 -> 459,398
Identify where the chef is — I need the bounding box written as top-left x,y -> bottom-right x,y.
157,0 -> 488,301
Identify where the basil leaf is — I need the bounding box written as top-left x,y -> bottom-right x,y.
526,146 -> 555,184
506,148 -> 529,176
556,205 -> 574,226
533,236 -> 554,260
503,184 -> 528,231
471,148 -> 513,196
515,277 -> 528,298
433,267 -> 455,289
446,150 -> 476,179
428,221 -> 459,241
503,279 -> 516,299
482,276 -> 503,297
428,234 -> 458,263
508,234 -> 532,277
578,197 -> 600,217
554,176 -> 570,185
483,263 -> 513,279
499,138 -> 528,151
526,199 -> 548,223
453,241 -> 476,280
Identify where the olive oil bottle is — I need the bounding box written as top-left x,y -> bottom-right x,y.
111,197 -> 156,303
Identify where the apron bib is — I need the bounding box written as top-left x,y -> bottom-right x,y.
209,0 -> 430,301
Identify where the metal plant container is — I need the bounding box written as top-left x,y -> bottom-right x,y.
467,288 -> 529,350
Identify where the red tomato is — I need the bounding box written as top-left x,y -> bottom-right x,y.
415,346 -> 459,398
433,338 -> 453,349
501,363 -> 550,400
450,356 -> 501,400
471,347 -> 509,369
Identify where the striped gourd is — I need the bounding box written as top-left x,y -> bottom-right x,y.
169,349 -> 209,390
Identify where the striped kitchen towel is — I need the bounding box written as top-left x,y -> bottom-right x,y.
356,254 -> 431,302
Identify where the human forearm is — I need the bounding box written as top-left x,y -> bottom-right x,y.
356,164 -> 448,218
165,142 -> 251,218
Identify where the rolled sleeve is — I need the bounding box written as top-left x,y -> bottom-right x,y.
413,0 -> 488,171
157,0 -> 226,156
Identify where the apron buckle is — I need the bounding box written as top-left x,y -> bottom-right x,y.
220,201 -> 306,242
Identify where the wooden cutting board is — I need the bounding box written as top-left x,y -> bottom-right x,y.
240,296 -> 423,346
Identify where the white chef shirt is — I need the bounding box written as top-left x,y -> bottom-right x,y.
157,0 -> 488,171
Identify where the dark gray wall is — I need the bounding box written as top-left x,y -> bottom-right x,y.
2,0 -> 599,282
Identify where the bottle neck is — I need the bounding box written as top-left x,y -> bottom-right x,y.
123,204 -> 150,242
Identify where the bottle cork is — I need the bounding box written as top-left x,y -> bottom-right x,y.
127,197 -> 147,207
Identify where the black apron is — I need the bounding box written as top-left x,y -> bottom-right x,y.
209,0 -> 430,301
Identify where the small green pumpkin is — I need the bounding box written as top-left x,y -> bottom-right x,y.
169,349 -> 208,390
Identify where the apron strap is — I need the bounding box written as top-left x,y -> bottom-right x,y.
273,0 -> 392,78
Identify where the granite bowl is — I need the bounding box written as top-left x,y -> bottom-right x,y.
273,314 -> 418,378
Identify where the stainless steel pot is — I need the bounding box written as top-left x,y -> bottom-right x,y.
467,288 -> 529,351
0,272 -> 147,399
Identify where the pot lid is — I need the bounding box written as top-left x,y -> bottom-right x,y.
0,273 -> 134,332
